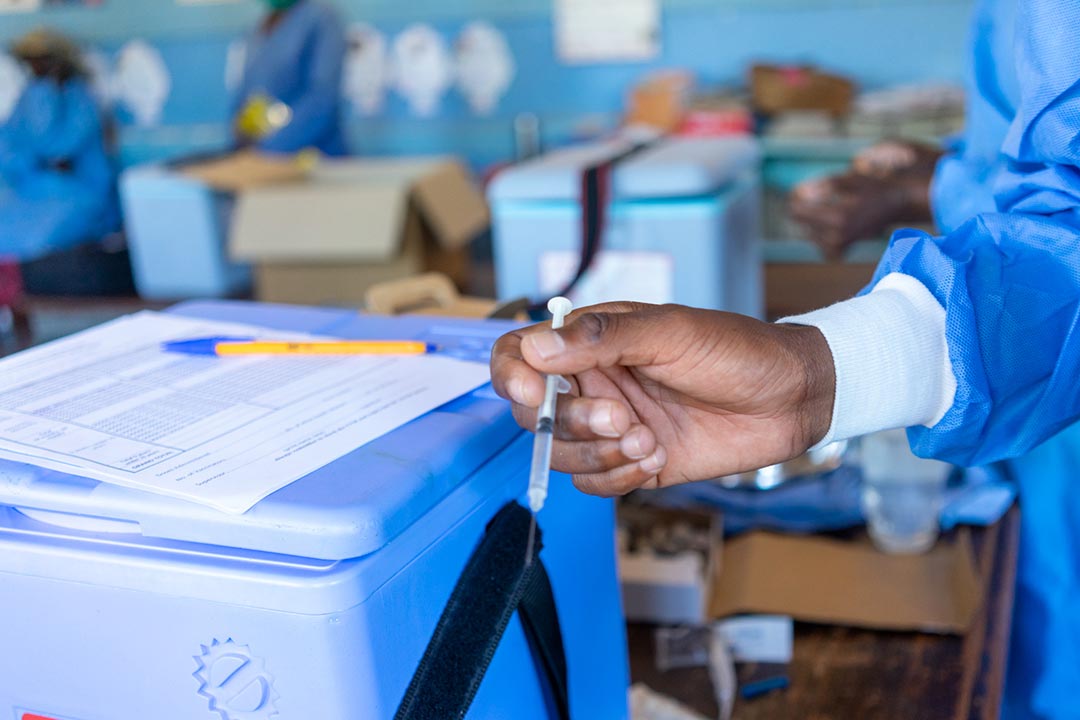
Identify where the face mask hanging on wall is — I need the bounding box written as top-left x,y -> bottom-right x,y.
343,23 -> 390,117
81,48 -> 113,109
391,24 -> 453,118
0,53 -> 27,124
455,21 -> 515,116
114,40 -> 171,127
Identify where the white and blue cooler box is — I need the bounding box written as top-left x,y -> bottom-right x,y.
120,166 -> 252,300
0,301 -> 628,720
489,136 -> 763,316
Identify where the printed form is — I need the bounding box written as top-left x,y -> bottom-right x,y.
0,311 -> 491,513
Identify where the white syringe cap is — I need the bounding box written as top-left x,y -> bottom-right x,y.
547,296 -> 573,327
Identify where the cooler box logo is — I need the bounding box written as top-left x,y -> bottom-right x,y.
194,638 -> 280,720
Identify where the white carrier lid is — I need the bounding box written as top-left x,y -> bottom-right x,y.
489,135 -> 760,202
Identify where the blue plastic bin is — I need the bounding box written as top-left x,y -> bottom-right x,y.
489,136 -> 764,317
121,166 -> 251,300
0,301 -> 628,720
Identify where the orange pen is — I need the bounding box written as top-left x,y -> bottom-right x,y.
162,336 -> 436,356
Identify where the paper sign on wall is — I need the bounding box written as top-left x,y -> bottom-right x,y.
554,0 -> 660,64
539,250 -> 674,307
0,0 -> 40,11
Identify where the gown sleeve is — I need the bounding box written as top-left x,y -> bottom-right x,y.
787,0 -> 1080,467
891,0 -> 1080,464
929,0 -> 1018,234
258,8 -> 345,154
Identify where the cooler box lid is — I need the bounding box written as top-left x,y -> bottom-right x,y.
0,301 -> 522,561
489,136 -> 760,202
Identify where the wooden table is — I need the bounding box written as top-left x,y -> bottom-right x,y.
628,506 -> 1020,720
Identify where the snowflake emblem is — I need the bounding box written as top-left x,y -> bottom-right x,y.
193,638 -> 280,720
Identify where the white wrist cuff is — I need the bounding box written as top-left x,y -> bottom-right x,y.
780,272 -> 956,448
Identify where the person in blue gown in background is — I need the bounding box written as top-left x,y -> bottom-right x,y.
230,0 -> 347,156
790,1 -> 1078,716
0,30 -> 117,263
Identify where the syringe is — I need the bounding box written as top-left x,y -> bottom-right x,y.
527,296 -> 573,512
525,296 -> 573,564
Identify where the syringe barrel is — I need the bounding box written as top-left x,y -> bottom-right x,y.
527,421 -> 554,512
538,373 -> 560,423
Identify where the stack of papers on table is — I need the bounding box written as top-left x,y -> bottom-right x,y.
0,311 -> 491,514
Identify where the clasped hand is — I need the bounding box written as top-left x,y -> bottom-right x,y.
490,302 -> 835,496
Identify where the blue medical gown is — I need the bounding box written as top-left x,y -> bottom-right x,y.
930,0 -> 1018,233
0,78 -> 116,263
230,0 -> 347,156
877,0 -> 1080,716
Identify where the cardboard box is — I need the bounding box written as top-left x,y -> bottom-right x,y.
620,505 -> 980,634
230,157 -> 490,306
180,149 -> 312,191
750,64 -> 855,119
618,505 -> 723,625
710,530 -> 980,634
764,262 -> 877,319
625,70 -> 694,132
363,272 -> 527,319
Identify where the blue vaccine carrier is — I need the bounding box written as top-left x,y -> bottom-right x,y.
489,136 -> 763,317
121,167 -> 252,299
0,301 -> 628,720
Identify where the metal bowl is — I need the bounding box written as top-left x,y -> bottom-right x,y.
712,440 -> 849,490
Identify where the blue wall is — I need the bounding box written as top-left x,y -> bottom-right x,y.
0,0 -> 974,167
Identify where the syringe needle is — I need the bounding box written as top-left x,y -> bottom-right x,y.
525,514 -> 537,567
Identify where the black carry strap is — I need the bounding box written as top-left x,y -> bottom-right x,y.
528,140 -> 656,320
394,502 -> 570,720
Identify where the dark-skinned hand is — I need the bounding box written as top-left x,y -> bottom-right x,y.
789,139 -> 942,259
490,302 -> 835,497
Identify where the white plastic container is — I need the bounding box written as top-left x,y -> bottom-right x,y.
489,136 -> 763,316
860,429 -> 951,554
121,166 -> 251,299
